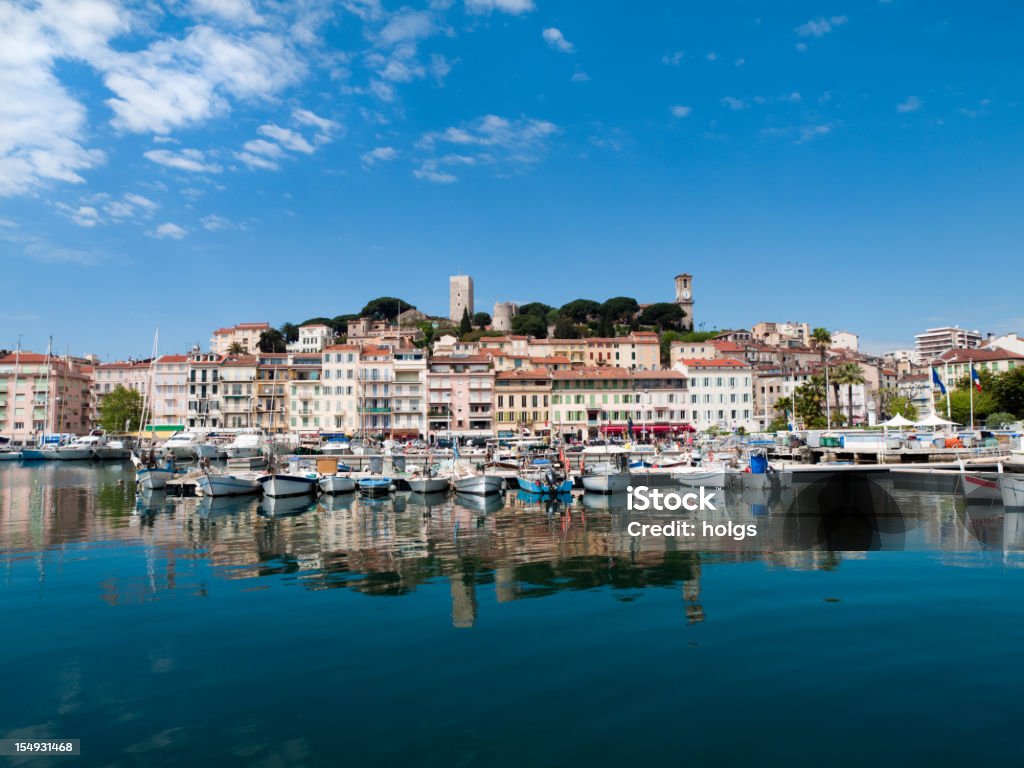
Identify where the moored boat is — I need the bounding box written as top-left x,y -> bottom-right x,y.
137,466 -> 181,491
161,431 -> 206,460
358,476 -> 394,496
319,474 -> 357,494
453,471 -> 505,496
197,472 -> 261,497
673,465 -> 727,488
407,476 -> 450,493
999,470 -> 1024,509
21,447 -> 59,461
258,473 -> 318,498
581,463 -> 632,493
224,431 -> 265,459
962,472 -> 1001,502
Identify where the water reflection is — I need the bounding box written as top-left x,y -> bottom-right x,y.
2,464 -> 1023,626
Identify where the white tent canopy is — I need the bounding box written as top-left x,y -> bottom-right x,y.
882,414 -> 916,428
916,413 -> 959,427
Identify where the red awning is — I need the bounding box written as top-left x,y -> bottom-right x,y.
600,425 -> 626,433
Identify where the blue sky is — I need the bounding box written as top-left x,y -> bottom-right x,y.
2,0 -> 1021,360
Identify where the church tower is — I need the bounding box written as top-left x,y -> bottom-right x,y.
674,273 -> 694,330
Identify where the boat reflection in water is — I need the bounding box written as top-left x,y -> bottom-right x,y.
259,494 -> 317,517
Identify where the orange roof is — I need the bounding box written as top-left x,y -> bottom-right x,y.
496,370 -> 552,380
430,356 -> 492,364
551,367 -> 633,380
938,348 -> 1024,363
324,344 -> 361,352
155,354 -> 189,363
711,341 -> 745,352
0,353 -> 49,363
360,347 -> 392,357
97,360 -> 151,370
632,370 -> 686,379
678,357 -> 751,369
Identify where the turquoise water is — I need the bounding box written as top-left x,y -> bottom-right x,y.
1,463 -> 1023,767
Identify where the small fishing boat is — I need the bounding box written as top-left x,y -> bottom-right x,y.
94,438 -> 131,460
319,474 -> 357,494
517,459 -> 573,494
196,471 -> 261,497
962,472 -> 1001,503
137,465 -> 183,491
581,461 -> 631,493
673,464 -> 727,488
999,467 -> 1024,508
358,476 -> 394,496
452,467 -> 505,496
258,473 -> 318,498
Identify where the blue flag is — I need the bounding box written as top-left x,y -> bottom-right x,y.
931,367 -> 947,395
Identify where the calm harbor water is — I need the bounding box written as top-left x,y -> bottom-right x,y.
2,462 -> 1023,767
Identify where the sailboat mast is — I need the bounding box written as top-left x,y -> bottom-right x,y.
42,337 -> 52,445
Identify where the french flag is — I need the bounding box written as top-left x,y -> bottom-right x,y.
971,364 -> 982,393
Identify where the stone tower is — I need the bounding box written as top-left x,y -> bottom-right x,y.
674,273 -> 694,330
449,275 -> 474,323
492,301 -> 518,332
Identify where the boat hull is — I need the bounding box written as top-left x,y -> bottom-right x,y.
675,469 -> 727,488
581,472 -> 631,494
1001,473 -> 1024,508
454,474 -> 505,496
137,468 -> 177,490
258,474 -> 318,498
0,452 -> 22,461
407,477 -> 450,494
164,445 -> 198,461
358,478 -> 393,496
517,476 -> 574,494
225,447 -> 262,459
319,475 -> 357,494
197,474 -> 261,497
55,448 -> 95,461
193,444 -> 220,460
21,449 -> 58,461
94,447 -> 131,460
963,473 -> 1001,502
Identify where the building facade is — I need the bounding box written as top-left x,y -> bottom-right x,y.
449,275 -> 474,323
674,358 -> 756,433
287,324 -> 334,354
0,351 -> 93,442
495,370 -> 552,436
914,326 -> 983,360
427,356 -> 493,438
210,323 -> 271,355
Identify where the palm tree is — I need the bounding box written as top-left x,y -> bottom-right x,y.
810,327 -> 833,422
834,362 -> 866,426
227,341 -> 246,355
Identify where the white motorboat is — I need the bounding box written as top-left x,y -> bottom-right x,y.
193,443 -> 220,460
999,469 -> 1024,508
161,431 -> 206,460
197,472 -> 261,497
224,432 -> 265,459
673,464 -> 727,488
581,463 -> 631,493
94,439 -> 130,460
0,449 -> 21,461
407,476 -> 450,493
258,473 -> 318,498
962,472 -> 1001,502
319,474 -> 357,494
136,466 -> 180,491
55,437 -> 95,460
452,466 -> 505,496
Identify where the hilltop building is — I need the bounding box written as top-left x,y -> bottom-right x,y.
449,275 -> 474,323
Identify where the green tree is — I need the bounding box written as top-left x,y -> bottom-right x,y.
833,362 -> 866,426
518,302 -> 554,318
280,322 -> 300,343
601,296 -> 639,325
511,314 -> 548,338
879,391 -> 918,422
99,385 -> 144,433
361,296 -> 415,320
639,302 -> 684,331
472,312 -> 492,329
794,375 -> 828,429
559,299 -> 602,323
991,367 -> 1024,417
258,328 -> 287,353
986,411 -> 1018,428
227,341 -> 246,355
300,316 -> 334,328
459,307 -> 473,336
935,389 -> 999,426
552,316 -> 582,339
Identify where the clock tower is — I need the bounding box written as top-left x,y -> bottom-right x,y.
674,273 -> 694,330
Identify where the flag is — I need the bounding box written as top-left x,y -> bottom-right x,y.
931,367 -> 947,396
626,416 -> 634,440
971,365 -> 982,393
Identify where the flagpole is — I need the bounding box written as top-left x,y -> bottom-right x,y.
969,359 -> 974,430
944,361 -> 951,420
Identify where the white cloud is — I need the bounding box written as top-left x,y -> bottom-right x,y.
190,0 -> 264,26
153,222 -> 186,239
124,192 -> 157,210
706,52 -> 717,61
781,91 -> 802,103
57,203 -> 102,227
413,162 -> 457,183
234,151 -> 279,170
798,124 -> 832,142
379,10 -> 436,45
144,148 -> 223,173
242,139 -> 285,158
542,28 -> 574,53
669,105 -> 692,118
795,15 -> 848,38
897,95 -> 922,113
429,53 -> 454,82
571,71 -> 590,83
369,79 -> 396,101
795,42 -> 808,52
721,96 -> 746,110
464,0 -> 534,14
662,51 -> 684,66
200,214 -> 235,230
257,124 -> 315,153
293,109 -> 339,133
361,146 -> 398,165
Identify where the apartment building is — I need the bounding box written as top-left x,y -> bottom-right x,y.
674,358 -> 756,432
287,353 -> 325,433
0,351 -> 93,442
427,356 -> 494,438
286,323 -> 334,354
219,357 -> 258,428
915,326 -> 983,361
255,353 -> 289,434
495,369 -> 552,436
92,359 -> 151,422
210,322 -> 271,355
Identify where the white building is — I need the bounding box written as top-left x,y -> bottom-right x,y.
151,354 -> 189,428
322,345 -> 361,433
673,358 -> 756,433
831,331 -> 859,352
985,332 -> 1024,357
210,323 -> 271,355
914,326 -> 983,361
287,323 -> 334,354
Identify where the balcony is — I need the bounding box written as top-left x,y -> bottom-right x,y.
358,407 -> 392,414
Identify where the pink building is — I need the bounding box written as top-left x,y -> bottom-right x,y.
427,356 -> 494,438
0,351 -> 93,442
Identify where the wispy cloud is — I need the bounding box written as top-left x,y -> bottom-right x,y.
662,50 -> 684,66
464,0 -> 534,14
795,15 -> 849,38
721,96 -> 746,111
669,105 -> 692,118
418,115 -> 557,181
542,28 -> 574,53
571,70 -> 590,83
152,222 -> 187,239
897,95 -> 922,113
361,146 -> 398,166
144,148 -> 223,173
